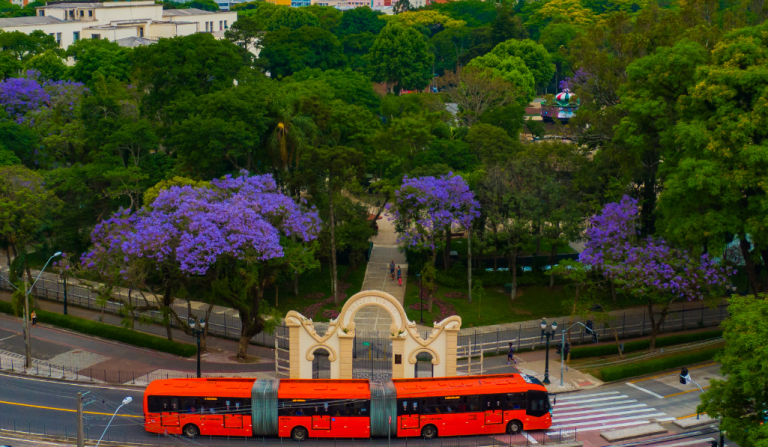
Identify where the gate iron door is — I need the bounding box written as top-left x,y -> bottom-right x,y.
312,349 -> 331,379
414,352 -> 434,377
352,331 -> 392,380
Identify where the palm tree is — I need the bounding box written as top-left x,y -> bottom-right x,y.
268,96 -> 316,172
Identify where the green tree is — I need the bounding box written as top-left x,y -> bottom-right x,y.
304,5 -> 342,33
266,7 -> 320,31
430,0 -> 497,28
698,295 -> 768,447
189,0 -> 219,10
490,0 -> 528,45
131,33 -> 244,111
430,27 -> 472,74
467,53 -> 535,107
261,26 -> 346,78
0,51 -> 22,79
366,22 -> 434,93
23,50 -> 66,81
437,66 -> 520,126
336,6 -> 385,36
341,32 -> 377,72
0,30 -> 59,61
66,38 -> 131,85
268,94 -> 317,172
167,86 -> 269,178
286,68 -> 380,112
465,123 -> 518,165
490,38 -> 555,87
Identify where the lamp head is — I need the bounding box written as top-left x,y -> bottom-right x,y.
551,321 -> 558,331
188,319 -> 195,329
540,319 -> 547,330
53,252 -> 62,257
122,396 -> 133,406
200,320 -> 206,328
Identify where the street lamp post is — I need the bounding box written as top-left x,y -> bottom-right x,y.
95,396 -> 132,447
540,318 -> 558,385
190,318 -> 206,378
6,252 -> 62,368
416,273 -> 423,324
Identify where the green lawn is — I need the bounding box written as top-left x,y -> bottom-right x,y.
445,238 -> 576,258
403,275 -> 638,327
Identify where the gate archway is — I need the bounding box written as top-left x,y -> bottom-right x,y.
285,290 -> 461,379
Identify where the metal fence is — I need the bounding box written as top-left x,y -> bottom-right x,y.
0,414 -> 577,447
0,269 -> 289,350
457,303 -> 729,357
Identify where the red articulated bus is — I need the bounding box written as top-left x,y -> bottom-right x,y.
144,373 -> 552,440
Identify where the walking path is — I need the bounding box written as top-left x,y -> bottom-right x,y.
355,211 -> 408,333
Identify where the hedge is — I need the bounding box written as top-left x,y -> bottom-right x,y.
0,301 -> 197,357
569,330 -> 723,359
600,347 -> 722,382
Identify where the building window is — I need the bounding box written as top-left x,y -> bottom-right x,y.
224,20 -> 227,29
219,20 -> 222,31
73,31 -> 80,41
91,34 -> 100,39
56,32 -> 61,45
88,10 -> 92,17
79,10 -> 84,17
139,27 -> 144,37
39,10 -> 44,16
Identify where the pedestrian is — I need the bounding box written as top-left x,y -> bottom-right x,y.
397,266 -> 402,286
507,342 -> 516,365
31,311 -> 37,326
390,260 -> 395,281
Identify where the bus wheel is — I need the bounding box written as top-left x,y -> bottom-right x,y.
291,426 -> 309,442
182,424 -> 200,438
506,420 -> 523,434
421,425 -> 438,439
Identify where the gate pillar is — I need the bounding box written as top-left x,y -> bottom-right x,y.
338,330 -> 354,379
391,337 -> 405,379
287,320 -> 302,379
444,325 -> 459,377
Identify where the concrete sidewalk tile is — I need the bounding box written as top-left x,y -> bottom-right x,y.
600,423 -> 667,442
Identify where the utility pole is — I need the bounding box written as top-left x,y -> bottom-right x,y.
23,280 -> 32,369
77,392 -> 84,447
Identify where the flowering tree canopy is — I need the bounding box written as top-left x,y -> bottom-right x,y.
0,70 -> 88,124
390,172 -> 479,255
580,196 -> 731,347
581,196 -> 730,301
84,172 -> 321,276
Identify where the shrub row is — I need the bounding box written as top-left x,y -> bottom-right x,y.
600,347 -> 722,382
570,330 -> 723,359
0,301 -> 197,357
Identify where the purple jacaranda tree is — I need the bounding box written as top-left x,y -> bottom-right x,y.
83,172 -> 321,359
581,196 -> 732,349
389,173 -> 479,308
0,75 -> 49,121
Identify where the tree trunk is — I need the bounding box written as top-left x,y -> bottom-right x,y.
493,227 -> 498,271
201,303 -> 214,353
330,189 -> 339,304
610,280 -> 617,303
444,226 -> 452,271
294,270 -> 299,296
467,227 -> 472,303
549,244 -> 558,288
647,298 -> 673,350
613,327 -> 623,359
162,283 -> 174,342
739,236 -> 761,294
510,247 -> 518,302
760,249 -> 768,293
4,245 -> 10,266
275,285 -> 279,308
565,283 -> 578,364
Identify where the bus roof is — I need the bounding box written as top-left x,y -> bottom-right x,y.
278,379 -> 371,399
392,373 -> 546,398
145,378 -> 256,398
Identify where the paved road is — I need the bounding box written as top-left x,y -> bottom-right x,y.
0,364 -> 729,447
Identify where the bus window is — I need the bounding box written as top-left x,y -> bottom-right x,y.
526,391 -> 550,417
506,393 -> 526,410
183,397 -> 200,413
465,396 -> 480,412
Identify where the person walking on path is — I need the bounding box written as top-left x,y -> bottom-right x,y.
390,261 -> 395,281
507,342 -> 516,365
397,266 -> 402,286
31,311 -> 37,326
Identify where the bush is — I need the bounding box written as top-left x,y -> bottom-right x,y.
570,330 -> 723,359
600,347 -> 722,382
0,301 -> 196,357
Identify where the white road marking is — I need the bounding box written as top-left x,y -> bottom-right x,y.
551,399 -> 638,411
555,408 -> 658,422
522,431 -> 538,444
554,395 -> 627,406
550,412 -> 668,429
550,417 -> 676,431
0,334 -> 18,342
552,404 -> 648,416
556,391 -> 620,400
627,382 -> 665,399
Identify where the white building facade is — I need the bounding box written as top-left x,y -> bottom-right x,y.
0,1 -> 237,50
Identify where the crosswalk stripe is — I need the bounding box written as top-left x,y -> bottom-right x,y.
550,417 -> 676,431
627,382 -> 665,399
557,391 -> 620,400
552,399 -> 638,411
554,408 -> 658,422
550,412 -> 668,429
554,395 -> 627,406
654,438 -> 716,447
552,404 -> 648,416
522,431 -> 538,444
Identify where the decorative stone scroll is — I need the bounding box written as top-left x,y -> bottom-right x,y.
284,290 -> 461,379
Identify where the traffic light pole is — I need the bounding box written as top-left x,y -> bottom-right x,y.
560,322 -> 596,387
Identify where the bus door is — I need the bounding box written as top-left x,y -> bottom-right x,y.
224,399 -> 243,429
160,397 -> 180,428
483,394 -> 504,426
312,402 -> 331,430
398,399 -> 420,430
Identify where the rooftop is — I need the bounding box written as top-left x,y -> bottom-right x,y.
40,1 -> 156,8
116,36 -> 157,47
162,8 -> 225,16
0,15 -> 64,26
